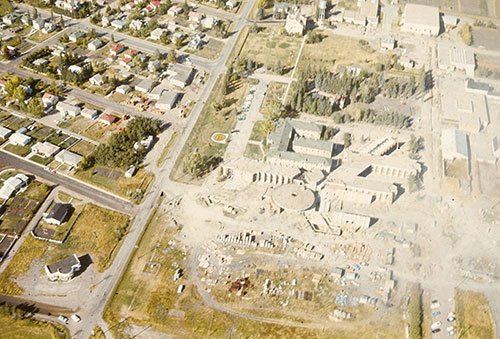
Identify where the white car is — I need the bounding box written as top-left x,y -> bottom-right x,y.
70,314 -> 81,323
447,326 -> 455,332
431,301 -> 440,309
431,321 -> 442,330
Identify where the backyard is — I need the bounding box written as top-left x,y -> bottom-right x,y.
240,26 -> 302,74
58,116 -> 120,142
0,203 -> 131,295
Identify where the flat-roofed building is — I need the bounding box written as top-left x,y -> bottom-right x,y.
31,141 -> 60,158
401,4 -> 440,36
438,43 -> 475,76
55,150 -> 82,167
441,128 -> 469,161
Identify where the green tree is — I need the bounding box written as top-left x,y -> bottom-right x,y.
343,132 -> 352,148
167,49 -> 176,63
459,23 -> 472,45
264,99 -> 282,120
183,151 -> 204,177
257,7 -> 265,20
27,98 -> 44,117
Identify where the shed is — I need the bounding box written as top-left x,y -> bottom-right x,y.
45,203 -> 70,225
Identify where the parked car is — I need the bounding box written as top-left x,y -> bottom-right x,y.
447,312 -> 456,322
432,328 -> 441,334
431,321 -> 442,330
431,300 -> 440,309
70,314 -> 81,323
58,315 -> 68,324
432,311 -> 441,317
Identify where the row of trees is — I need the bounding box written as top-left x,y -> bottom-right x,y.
80,117 -> 162,169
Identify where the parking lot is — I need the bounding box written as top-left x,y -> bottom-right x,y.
430,291 -> 456,338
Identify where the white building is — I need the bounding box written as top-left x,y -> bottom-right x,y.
401,4 -> 440,36
81,107 -> 99,119
42,93 -> 59,108
437,43 -> 476,76
56,101 -> 81,117
44,254 -> 81,281
441,128 -> 470,161
135,78 -> 155,93
9,132 -> 31,146
156,91 -> 181,111
31,142 -> 60,157
0,173 -> 28,200
55,150 -> 83,167
0,126 -> 12,139
285,12 -> 307,35
89,74 -> 104,86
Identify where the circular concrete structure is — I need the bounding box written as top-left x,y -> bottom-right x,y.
271,184 -> 316,212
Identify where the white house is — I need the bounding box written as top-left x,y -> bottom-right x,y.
156,91 -> 181,111
68,65 -> 82,74
31,141 -> 60,157
44,254 -> 81,281
116,84 -> 130,94
111,19 -> 127,30
81,107 -> 99,119
44,203 -> 69,225
0,126 -> 12,139
148,86 -> 165,100
130,19 -> 143,30
55,150 -> 83,167
89,74 -> 104,86
88,39 -> 104,51
0,173 -> 28,200
56,101 -> 81,117
32,18 -> 46,30
42,22 -> 56,34
135,78 -> 155,93
149,27 -> 166,40
285,12 -> 307,35
42,93 -> 59,108
9,132 -> 31,146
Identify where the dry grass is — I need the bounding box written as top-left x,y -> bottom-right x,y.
298,31 -> 381,73
241,26 -> 302,72
0,310 -> 69,339
0,203 -> 131,295
456,289 -> 495,339
73,167 -> 154,200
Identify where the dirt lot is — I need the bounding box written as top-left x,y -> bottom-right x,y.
473,28 -> 500,51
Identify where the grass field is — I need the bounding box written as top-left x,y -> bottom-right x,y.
240,26 -> 302,73
4,143 -> 32,157
171,75 -> 253,183
29,154 -> 53,166
190,39 -> 225,60
156,131 -> 179,167
67,140 -> 96,156
248,120 -> 273,142
0,203 -> 131,295
0,308 -> 69,339
456,289 -> 495,339
244,143 -> 264,160
59,116 -> 117,142
298,30 -> 381,73
0,0 -> 13,15
29,29 -> 60,43
73,167 -> 153,201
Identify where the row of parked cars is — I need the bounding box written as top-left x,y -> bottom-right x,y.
431,299 -> 456,336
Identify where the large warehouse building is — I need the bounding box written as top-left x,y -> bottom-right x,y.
401,4 -> 440,36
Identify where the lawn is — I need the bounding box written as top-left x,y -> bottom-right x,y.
298,30 -> 381,73
67,140 -> 96,156
0,203 -> 131,295
4,143 -> 32,157
59,116 -> 117,142
248,120 -> 273,142
29,29 -> 60,43
170,75 -> 252,182
240,26 -> 302,73
0,0 -> 13,15
261,81 -> 287,113
456,289 -> 495,339
0,307 -> 69,339
73,167 -> 153,201
29,154 -> 53,166
156,131 -> 179,167
57,191 -> 81,204
191,39 -> 224,60
35,204 -> 84,242
244,143 -> 263,160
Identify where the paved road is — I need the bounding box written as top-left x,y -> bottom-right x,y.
0,151 -> 134,214
73,0 -> 256,337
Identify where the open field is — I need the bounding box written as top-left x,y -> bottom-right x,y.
456,289 -> 495,339
240,26 -> 302,73
0,203 -> 131,295
29,29 -> 60,43
298,31 -> 381,73
67,140 -> 96,157
473,28 -> 500,51
0,305 -> 69,339
73,167 -> 153,201
59,116 -> 119,142
191,39 -> 224,60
